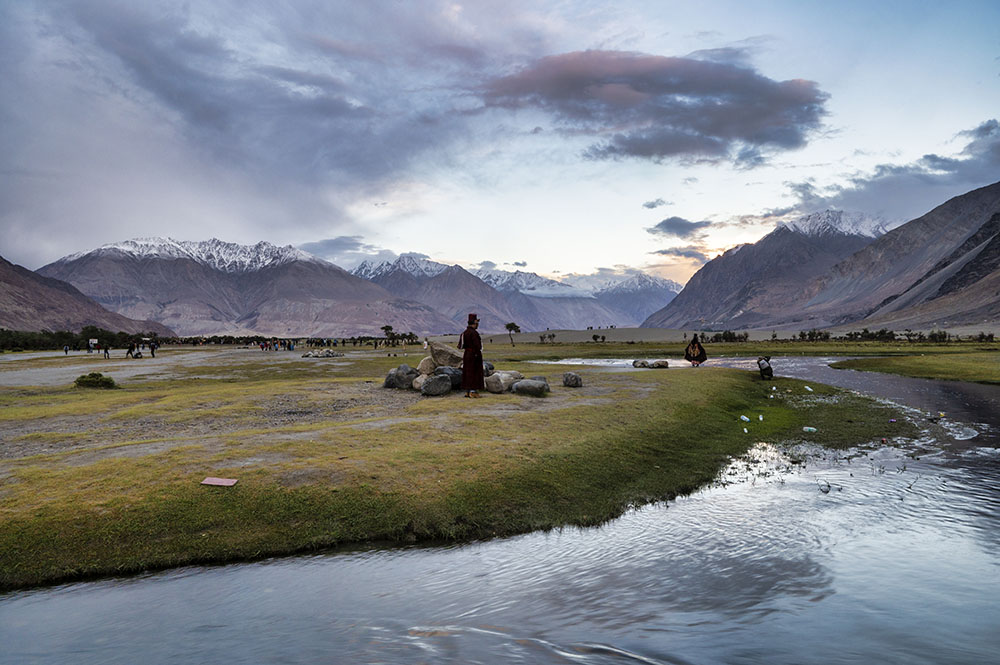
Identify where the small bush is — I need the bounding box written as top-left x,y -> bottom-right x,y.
74,372 -> 118,389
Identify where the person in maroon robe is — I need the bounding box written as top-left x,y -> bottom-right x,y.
458,313 -> 485,397
684,333 -> 708,366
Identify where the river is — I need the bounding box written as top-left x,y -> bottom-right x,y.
2,357 -> 998,664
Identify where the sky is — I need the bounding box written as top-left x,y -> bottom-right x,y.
1,0 -> 999,285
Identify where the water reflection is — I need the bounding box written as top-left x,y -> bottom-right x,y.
2,358 -> 999,664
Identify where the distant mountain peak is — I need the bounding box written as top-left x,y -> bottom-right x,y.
352,254 -> 449,280
474,268 -> 592,298
62,237 -> 324,273
778,210 -> 894,239
595,272 -> 683,296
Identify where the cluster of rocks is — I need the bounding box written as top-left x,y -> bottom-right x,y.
633,359 -> 670,368
383,341 -> 584,397
301,349 -> 346,358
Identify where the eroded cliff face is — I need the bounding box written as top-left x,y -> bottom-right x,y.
0,255 -> 175,335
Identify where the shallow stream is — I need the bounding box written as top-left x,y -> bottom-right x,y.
2,357 -> 998,664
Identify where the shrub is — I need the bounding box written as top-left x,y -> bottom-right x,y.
74,372 -> 118,389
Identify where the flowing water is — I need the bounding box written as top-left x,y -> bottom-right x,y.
2,358 -> 999,664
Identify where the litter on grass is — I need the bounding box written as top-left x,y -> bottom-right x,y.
804,386 -> 814,392
201,477 -> 238,487
802,426 -> 817,433
740,415 -> 751,422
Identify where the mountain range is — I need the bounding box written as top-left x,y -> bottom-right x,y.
30,239 -> 679,336
643,181 -> 1000,331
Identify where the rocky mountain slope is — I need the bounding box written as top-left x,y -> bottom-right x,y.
642,210 -> 885,329
0,255 -> 175,335
803,180 -> 1000,329
644,182 -> 1000,331
37,239 -> 454,337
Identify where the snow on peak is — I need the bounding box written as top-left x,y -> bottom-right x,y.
352,254 -> 450,280
474,269 -> 592,298
780,210 -> 894,238
74,237 -> 323,273
595,272 -> 683,295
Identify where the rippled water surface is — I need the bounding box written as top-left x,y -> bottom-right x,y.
2,358 -> 999,664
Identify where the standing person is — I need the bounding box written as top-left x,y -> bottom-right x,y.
684,334 -> 708,366
458,313 -> 485,398
103,345 -> 111,359
149,342 -> 156,358
126,342 -> 135,358
63,345 -> 69,355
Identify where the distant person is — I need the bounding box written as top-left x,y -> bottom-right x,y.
63,345 -> 69,355
126,342 -> 135,359
104,345 -> 111,359
149,342 -> 156,358
684,334 -> 708,367
458,313 -> 484,398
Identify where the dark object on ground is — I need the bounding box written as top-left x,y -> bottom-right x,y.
421,374 -> 452,396
758,356 -> 773,380
511,379 -> 549,397
433,365 -> 463,389
563,371 -> 583,387
483,361 -> 495,376
74,372 -> 118,389
384,364 -> 419,390
684,334 -> 708,366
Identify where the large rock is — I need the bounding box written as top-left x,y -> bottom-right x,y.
433,365 -> 463,389
428,341 -> 463,368
385,364 -> 419,390
530,375 -> 549,386
484,373 -> 505,394
632,359 -> 650,368
412,374 -> 428,391
483,361 -> 495,377
563,372 -> 583,387
417,356 -> 436,375
651,360 -> 670,368
512,379 -> 549,397
421,374 -> 452,396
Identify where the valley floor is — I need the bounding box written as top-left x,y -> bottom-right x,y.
0,342 -> 955,590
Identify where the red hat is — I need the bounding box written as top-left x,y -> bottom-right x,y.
468,313 -> 479,324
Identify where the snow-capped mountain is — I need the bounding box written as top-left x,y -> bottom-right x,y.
38,239 -> 454,336
474,269 -> 593,298
779,210 -> 896,238
64,237 -> 323,274
594,272 -> 683,296
352,254 -> 449,281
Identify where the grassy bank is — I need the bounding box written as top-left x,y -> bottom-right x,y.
1,351 -> 916,591
831,351 -> 1000,384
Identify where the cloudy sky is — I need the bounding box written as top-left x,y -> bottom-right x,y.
2,1 -> 998,283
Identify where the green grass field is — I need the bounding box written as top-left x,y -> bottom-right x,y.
0,344 -> 930,590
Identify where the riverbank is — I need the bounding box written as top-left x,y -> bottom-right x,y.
831,351 -> 1000,384
1,348 -> 917,591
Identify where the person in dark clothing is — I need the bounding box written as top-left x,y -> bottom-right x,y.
149,342 -> 156,358
103,345 -> 110,359
458,313 -> 485,397
126,343 -> 135,358
684,334 -> 708,366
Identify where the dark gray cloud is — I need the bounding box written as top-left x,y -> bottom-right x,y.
478,260 -> 498,270
642,198 -> 669,209
483,49 -> 828,165
513,260 -> 527,267
651,247 -> 709,263
647,216 -> 713,238
298,236 -> 398,269
784,118 -> 1000,221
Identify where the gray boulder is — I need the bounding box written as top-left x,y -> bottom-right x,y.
512,379 -> 549,397
483,361 -> 495,377
632,359 -> 650,368
428,341 -> 463,367
412,374 -> 428,391
484,373 -> 505,394
385,364 -> 419,390
417,356 -> 436,375
563,372 -> 583,387
530,375 -> 549,386
651,360 -> 670,368
433,365 -> 463,389
421,374 -> 452,396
